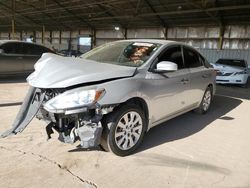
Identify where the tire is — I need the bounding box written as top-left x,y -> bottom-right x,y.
195,86 -> 212,114
100,104 -> 147,156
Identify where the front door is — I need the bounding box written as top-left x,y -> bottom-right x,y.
0,42 -> 24,74
144,45 -> 190,125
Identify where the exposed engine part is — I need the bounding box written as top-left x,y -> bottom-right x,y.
101,105 -> 116,114
45,122 -> 54,140
56,115 -> 76,143
76,122 -> 103,148
41,101 -> 104,148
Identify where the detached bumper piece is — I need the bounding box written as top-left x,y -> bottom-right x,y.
0,87 -> 45,138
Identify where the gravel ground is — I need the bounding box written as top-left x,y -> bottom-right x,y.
0,80 -> 250,188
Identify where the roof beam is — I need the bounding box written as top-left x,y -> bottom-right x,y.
97,4 -> 126,28
184,0 -> 220,24
87,4 -> 250,21
144,0 -> 167,27
0,1 -> 40,26
52,0 -> 95,29
19,0 -> 72,30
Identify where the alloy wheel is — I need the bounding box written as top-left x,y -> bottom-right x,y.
202,90 -> 211,111
114,111 -> 143,150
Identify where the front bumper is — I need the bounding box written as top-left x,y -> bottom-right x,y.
0,86 -> 110,149
0,87 -> 45,138
216,74 -> 248,84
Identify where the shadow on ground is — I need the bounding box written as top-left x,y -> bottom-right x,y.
216,85 -> 250,100
0,74 -> 28,83
137,94 -> 242,153
68,94 -> 242,154
0,102 -> 22,107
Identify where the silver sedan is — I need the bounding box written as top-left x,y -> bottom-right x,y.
1,39 -> 216,156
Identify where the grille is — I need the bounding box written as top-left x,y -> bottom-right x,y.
217,72 -> 232,76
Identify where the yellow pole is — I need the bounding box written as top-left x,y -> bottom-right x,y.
42,25 -> 45,44
11,0 -> 15,39
11,18 -> 15,39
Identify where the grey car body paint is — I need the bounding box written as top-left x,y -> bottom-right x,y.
28,53 -> 137,88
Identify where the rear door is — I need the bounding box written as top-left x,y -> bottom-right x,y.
0,42 -> 24,74
183,46 -> 212,105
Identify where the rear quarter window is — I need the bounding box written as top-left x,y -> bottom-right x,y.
183,47 -> 203,68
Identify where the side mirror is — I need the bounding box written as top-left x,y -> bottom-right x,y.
155,61 -> 178,73
0,49 -> 4,54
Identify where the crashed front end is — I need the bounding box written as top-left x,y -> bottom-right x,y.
0,52 -> 138,148
0,52 -> 140,148
1,86 -> 115,148
38,87 -> 108,148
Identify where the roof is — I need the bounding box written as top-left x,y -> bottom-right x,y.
0,40 -> 51,49
0,0 -> 250,31
114,39 -> 176,45
0,40 -> 19,44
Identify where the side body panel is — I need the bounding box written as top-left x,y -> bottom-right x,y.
0,53 -> 24,74
23,54 -> 40,73
141,70 -> 191,125
188,66 -> 214,105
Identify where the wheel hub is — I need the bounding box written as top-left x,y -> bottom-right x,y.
114,111 -> 143,150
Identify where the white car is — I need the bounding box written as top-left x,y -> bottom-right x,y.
211,59 -> 249,86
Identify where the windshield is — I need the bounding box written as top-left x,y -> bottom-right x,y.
81,41 -> 161,67
216,59 -> 247,68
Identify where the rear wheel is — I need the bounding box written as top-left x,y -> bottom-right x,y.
195,87 -> 212,114
100,104 -> 147,156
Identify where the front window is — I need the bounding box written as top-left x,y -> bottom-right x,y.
81,41 -> 161,67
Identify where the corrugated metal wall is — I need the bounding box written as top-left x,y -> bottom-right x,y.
1,26 -> 250,66
198,49 -> 250,65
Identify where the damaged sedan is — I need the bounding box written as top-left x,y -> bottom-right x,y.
1,40 -> 216,156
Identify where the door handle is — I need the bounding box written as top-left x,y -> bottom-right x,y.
181,78 -> 189,84
202,74 -> 210,78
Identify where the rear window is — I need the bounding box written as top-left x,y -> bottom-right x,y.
216,59 -> 247,68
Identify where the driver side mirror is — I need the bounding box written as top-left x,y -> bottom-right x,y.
155,61 -> 178,73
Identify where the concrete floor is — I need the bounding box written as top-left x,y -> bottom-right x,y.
0,79 -> 250,188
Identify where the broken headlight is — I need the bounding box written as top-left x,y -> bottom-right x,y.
44,89 -> 105,113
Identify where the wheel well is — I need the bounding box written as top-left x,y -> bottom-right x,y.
208,83 -> 213,92
102,97 -> 149,132
124,97 -> 149,121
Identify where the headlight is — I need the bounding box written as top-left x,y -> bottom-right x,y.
44,89 -> 105,113
235,70 -> 247,75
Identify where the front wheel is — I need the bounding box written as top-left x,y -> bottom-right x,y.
195,87 -> 212,114
100,104 -> 147,156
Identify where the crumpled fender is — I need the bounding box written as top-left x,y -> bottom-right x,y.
0,87 -> 45,138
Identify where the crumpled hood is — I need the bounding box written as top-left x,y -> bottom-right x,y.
27,53 -> 136,88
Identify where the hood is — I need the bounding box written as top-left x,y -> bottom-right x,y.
27,53 -> 137,88
213,63 -> 246,72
